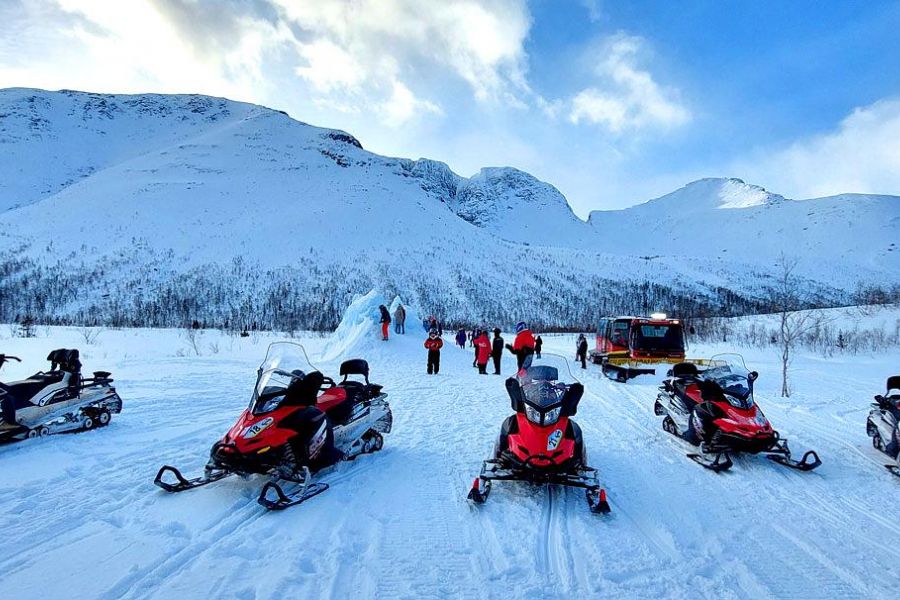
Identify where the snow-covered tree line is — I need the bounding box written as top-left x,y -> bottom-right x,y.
3,245 -> 887,333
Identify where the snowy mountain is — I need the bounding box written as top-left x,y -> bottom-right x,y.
588,178 -> 899,283
0,88 -> 896,329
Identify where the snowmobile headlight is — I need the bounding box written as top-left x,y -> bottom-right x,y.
544,406 -> 562,425
524,405 -> 542,425
242,416 -> 274,439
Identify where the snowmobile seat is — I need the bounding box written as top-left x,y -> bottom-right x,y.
699,379 -> 725,402
317,387 -> 355,424
4,371 -> 66,403
283,371 -> 326,407
47,349 -> 82,375
886,376 -> 900,399
672,362 -> 699,379
340,359 -> 370,384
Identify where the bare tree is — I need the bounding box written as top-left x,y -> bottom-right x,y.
77,326 -> 102,345
182,326 -> 202,357
769,254 -> 822,397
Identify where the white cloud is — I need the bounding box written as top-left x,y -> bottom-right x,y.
569,33 -> 690,133
272,0 -> 532,121
739,98 -> 900,198
380,80 -> 443,127
0,0 -> 287,101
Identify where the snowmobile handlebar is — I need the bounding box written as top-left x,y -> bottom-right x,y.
0,355 -> 22,369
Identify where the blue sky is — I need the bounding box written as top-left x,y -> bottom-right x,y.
1,0 -> 899,215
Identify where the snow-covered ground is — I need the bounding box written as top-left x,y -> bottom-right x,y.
1,319 -> 899,599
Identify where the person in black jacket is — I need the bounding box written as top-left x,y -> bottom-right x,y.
379,305 -> 391,341
576,333 -> 589,369
491,328 -> 504,375
534,335 -> 543,359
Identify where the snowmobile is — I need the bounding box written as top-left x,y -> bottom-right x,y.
0,349 -> 122,443
154,342 -> 392,510
467,354 -> 611,514
866,375 -> 900,477
653,354 -> 821,472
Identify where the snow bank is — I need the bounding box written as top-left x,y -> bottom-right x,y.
320,290 -> 422,362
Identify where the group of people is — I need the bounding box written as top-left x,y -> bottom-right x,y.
379,305 -> 591,375
378,303 -> 418,341
425,322 -> 544,376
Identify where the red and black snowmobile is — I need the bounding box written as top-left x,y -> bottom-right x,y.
866,375 -> 900,477
467,354 -> 611,513
654,354 -> 821,472
154,342 -> 392,509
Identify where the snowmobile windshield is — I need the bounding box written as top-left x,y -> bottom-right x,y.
630,323 -> 685,352
517,353 -> 578,426
518,353 -> 578,408
704,355 -> 755,409
250,343 -> 319,415
521,380 -> 566,409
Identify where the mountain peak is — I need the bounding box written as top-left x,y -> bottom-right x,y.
636,177 -> 785,213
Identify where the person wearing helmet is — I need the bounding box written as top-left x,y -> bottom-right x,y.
506,322 -> 535,369
424,328 -> 443,374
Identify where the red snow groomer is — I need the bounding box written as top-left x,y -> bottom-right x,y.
589,314 -> 687,382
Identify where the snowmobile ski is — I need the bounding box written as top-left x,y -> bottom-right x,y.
586,487 -> 611,514
687,451 -> 733,472
257,469 -> 329,510
885,462 -> 900,477
764,438 -> 822,471
153,464 -> 232,493
467,477 -> 491,504
766,449 -> 822,471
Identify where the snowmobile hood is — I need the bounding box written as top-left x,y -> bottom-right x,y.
716,405 -> 772,436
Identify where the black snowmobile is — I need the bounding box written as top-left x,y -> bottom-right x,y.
0,350 -> 122,442
467,354 -> 611,514
866,375 -> 900,477
155,342 -> 392,510
654,354 -> 821,472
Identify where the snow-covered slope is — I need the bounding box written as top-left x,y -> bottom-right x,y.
451,167 -> 593,245
588,178 -> 899,283
0,88 -> 896,329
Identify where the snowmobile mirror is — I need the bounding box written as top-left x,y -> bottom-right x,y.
748,371 -> 759,382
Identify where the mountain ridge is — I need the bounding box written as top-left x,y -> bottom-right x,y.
0,87 -> 896,329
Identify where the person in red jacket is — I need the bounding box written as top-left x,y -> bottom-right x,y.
424,329 -> 443,374
474,330 -> 492,374
506,321 -> 536,370
379,305 -> 391,341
